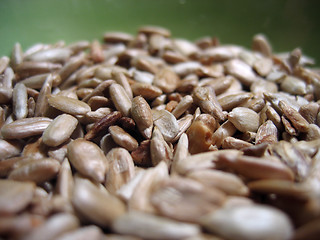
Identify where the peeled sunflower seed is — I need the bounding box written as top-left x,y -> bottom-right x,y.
72,176 -> 126,228
188,169 -> 249,196
24,48 -> 72,63
128,161 -> 168,213
56,226 -> 103,240
200,204 -> 293,240
23,213 -> 80,240
109,126 -> 139,151
0,179 -> 36,215
150,176 -> 226,223
112,211 -> 200,240
109,83 -> 132,117
42,114 -> 78,147
228,107 -> 260,133
150,126 -> 173,166
48,94 -> 91,116
153,67 -> 180,93
0,139 -> 23,160
8,158 -> 60,184
105,148 -> 135,194
131,96 -> 153,139
67,138 -> 107,183
153,109 -> 179,142
12,83 -> 28,120
1,117 -> 52,139
225,59 -> 257,86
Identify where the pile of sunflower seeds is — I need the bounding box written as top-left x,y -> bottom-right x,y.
1,25 -> 320,240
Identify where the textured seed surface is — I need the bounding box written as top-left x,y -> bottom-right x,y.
67,139 -> 107,182
201,204 -> 293,240
42,114 -> 78,147
0,179 -> 36,215
48,95 -> 91,115
0,25 -> 320,240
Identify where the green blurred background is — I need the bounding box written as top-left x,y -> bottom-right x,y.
1,0 -> 320,65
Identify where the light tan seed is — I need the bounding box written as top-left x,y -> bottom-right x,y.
58,52 -> 85,82
280,76 -> 307,95
171,133 -> 189,175
202,46 -> 235,62
138,25 -> 171,37
221,136 -> 253,150
90,40 -> 105,63
187,114 -> 216,154
112,211 -> 200,240
16,61 -> 62,78
113,71 -> 133,99
48,94 -> 91,115
10,43 -> 23,69
0,139 -> 23,160
150,127 -> 173,166
256,120 -> 278,144
201,204 -> 293,240
23,213 -> 80,240
153,67 -> 179,93
1,117 -> 52,139
192,86 -> 226,122
0,214 -> 45,238
212,120 -> 237,148
218,93 -> 252,111
136,55 -> 162,73
25,48 -> 72,62
225,59 -> 257,86
265,105 -> 282,129
0,56 -> 10,74
252,34 -> 272,57
250,80 -> 278,95
12,83 -> 28,119
131,82 -> 163,100
279,100 -> 310,132
67,138 -> 107,182
42,114 -> 78,147
175,150 -> 241,175
55,159 -> 74,200
21,137 -> 48,160
173,38 -> 200,57
253,58 -> 273,77
80,107 -> 112,124
8,158 -> 60,184
272,141 -> 311,182
188,169 -> 249,196
299,102 -> 319,124
151,176 -> 226,222
217,154 -> 294,181
109,125 -> 138,151
153,109 -> 179,142
72,176 -> 126,228
56,226 -> 103,240
171,95 -> 193,118
162,50 -> 188,63
228,107 -> 260,133
248,179 -> 310,201
105,148 -> 135,194
104,31 -> 134,43
129,161 -> 168,213
109,83 -> 132,117
34,73 -> 53,117
131,96 -> 153,139
0,179 -> 36,215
